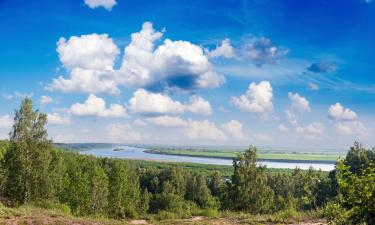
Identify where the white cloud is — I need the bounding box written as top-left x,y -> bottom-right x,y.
186,120 -> 226,141
221,120 -> 246,140
118,22 -> 225,92
296,122 -> 324,137
0,115 -> 12,128
288,92 -> 311,112
207,39 -> 236,59
84,0 -> 117,10
47,113 -> 71,125
334,121 -> 369,138
334,122 -> 353,135
146,116 -> 188,128
56,34 -> 119,70
327,103 -> 369,138
70,94 -> 127,118
50,68 -> 120,95
231,81 -> 273,118
129,89 -> 212,116
39,95 -> 53,105
48,22 -> 225,95
48,34 -> 120,94
186,95 -> 212,116
129,89 -> 185,115
106,123 -> 142,142
328,103 -> 357,121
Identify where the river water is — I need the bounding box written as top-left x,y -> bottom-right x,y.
80,145 -> 335,171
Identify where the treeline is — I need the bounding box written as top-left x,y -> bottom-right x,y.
0,98 -> 374,224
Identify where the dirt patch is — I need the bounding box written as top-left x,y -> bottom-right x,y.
129,219 -> 149,224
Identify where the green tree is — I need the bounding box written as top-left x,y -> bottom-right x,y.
208,171 -> 222,198
329,161 -> 375,224
344,141 -> 375,175
107,160 -> 142,218
185,173 -> 215,208
3,98 -> 53,204
230,146 -> 274,213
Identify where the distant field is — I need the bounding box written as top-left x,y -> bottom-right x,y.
145,149 -> 341,163
131,159 -> 309,177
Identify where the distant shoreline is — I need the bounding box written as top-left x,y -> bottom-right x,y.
144,150 -> 336,164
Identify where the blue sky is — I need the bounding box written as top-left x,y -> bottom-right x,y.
0,0 -> 374,148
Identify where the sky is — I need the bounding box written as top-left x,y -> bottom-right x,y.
0,0 -> 374,148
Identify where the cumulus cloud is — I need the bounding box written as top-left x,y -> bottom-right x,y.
328,103 -> 357,121
47,113 -> 71,125
288,92 -> 311,112
48,22 -> 224,94
106,123 -> 142,142
70,94 -> 127,118
0,115 -> 12,128
207,39 -> 236,59
243,37 -> 288,66
221,120 -> 246,140
48,34 -> 120,94
146,116 -> 188,128
186,95 -> 212,116
84,0 -> 117,10
129,89 -> 212,116
327,103 -> 369,138
118,22 -> 225,92
129,89 -> 185,115
39,95 -> 53,105
307,62 -> 336,73
231,81 -> 273,118
185,120 -> 226,141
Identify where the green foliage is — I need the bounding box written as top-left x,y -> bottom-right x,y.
229,146 -> 274,213
2,98 -> 54,205
335,161 -> 375,224
106,159 -> 141,219
344,141 -> 375,175
325,142 -> 375,224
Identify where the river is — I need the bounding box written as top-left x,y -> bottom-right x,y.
79,145 -> 335,171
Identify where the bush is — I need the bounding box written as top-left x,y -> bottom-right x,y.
31,200 -> 71,215
156,210 -> 178,220
324,202 -> 350,225
200,208 -> 219,218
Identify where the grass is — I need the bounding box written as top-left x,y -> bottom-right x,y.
0,203 -> 129,225
0,203 -> 326,225
145,149 -> 340,163
132,159 -> 298,177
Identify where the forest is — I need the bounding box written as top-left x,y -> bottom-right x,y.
0,98 -> 374,224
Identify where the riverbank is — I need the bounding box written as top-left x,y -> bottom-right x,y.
144,149 -> 338,164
